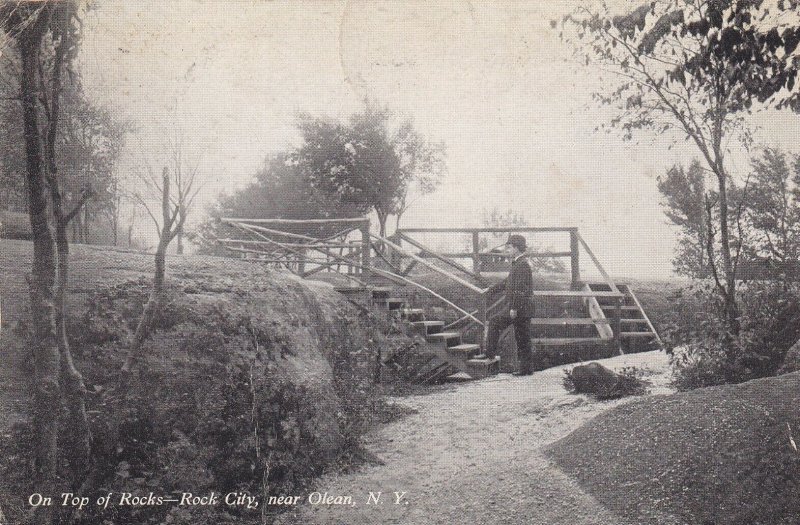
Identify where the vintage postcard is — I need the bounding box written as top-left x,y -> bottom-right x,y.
1,1 -> 800,524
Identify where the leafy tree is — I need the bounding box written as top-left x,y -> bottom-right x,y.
658,160 -> 708,277
0,57 -> 129,243
558,0 -> 800,335
746,148 -> 800,276
294,101 -> 444,237
195,152 -> 360,254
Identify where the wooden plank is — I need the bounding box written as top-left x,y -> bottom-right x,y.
576,232 -> 621,295
600,305 -> 640,311
570,230 -> 580,288
367,266 -> 484,326
396,232 -> 485,284
427,251 -> 572,259
531,337 -> 608,345
531,290 -> 624,298
222,217 -> 368,225
398,227 -> 577,233
529,318 -> 607,325
583,282 -> 614,340
221,224 -> 321,242
373,233 -> 485,294
621,331 -> 656,338
623,285 -> 664,349
399,259 -> 418,277
472,231 -> 480,273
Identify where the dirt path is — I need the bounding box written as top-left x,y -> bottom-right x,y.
278,351 -> 674,525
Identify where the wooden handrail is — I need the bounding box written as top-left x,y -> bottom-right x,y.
418,251 -> 573,259
395,231 -> 485,284
398,227 -> 577,233
219,238 -> 362,249
371,233 -> 486,294
222,217 -> 368,225
576,232 -> 621,295
531,290 -> 624,298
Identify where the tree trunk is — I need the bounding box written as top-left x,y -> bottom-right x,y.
42,7 -> 93,487
376,210 -> 388,238
177,226 -> 184,254
20,12 -> 61,523
716,172 -> 740,336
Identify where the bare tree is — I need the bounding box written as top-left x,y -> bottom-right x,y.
126,165 -> 199,367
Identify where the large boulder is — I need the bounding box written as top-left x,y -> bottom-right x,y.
567,362 -> 645,399
569,362 -> 622,394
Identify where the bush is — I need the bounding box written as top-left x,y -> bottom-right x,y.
663,281 -> 800,390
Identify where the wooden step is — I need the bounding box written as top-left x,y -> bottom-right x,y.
621,331 -> 655,338
600,305 -> 640,312
334,286 -> 367,294
529,318 -> 599,325
427,331 -> 462,346
411,320 -> 443,336
447,343 -> 481,358
401,308 -> 425,322
387,298 -> 405,310
531,337 -> 608,345
621,318 -> 649,324
371,287 -> 393,299
466,357 -> 500,378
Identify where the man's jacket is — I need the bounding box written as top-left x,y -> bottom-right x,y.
505,255 -> 533,318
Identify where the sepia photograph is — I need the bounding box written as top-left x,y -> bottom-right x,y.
1,1 -> 800,524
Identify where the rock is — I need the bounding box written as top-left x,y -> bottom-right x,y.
569,362 -> 623,396
779,339 -> 800,374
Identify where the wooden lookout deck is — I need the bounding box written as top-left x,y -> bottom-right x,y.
215,218 -> 661,382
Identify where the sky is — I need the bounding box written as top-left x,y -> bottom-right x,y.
77,0 -> 800,279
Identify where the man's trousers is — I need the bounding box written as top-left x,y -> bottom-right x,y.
486,314 -> 532,373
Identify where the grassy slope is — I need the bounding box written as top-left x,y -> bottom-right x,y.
0,238 -> 360,429
548,373 -> 800,525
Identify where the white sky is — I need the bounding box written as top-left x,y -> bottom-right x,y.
78,0 -> 800,279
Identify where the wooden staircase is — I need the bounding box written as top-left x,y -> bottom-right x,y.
586,282 -> 661,351
339,285 -> 500,383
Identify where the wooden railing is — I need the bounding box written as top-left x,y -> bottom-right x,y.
216,219 -> 626,352
392,227 -> 626,351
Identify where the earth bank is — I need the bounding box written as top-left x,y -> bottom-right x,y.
0,240 -> 401,524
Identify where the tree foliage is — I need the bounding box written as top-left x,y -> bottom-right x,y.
195,152 -> 361,255
294,101 -> 445,236
0,49 -> 129,242
657,160 -> 709,277
559,0 -> 800,335
747,148 -> 800,269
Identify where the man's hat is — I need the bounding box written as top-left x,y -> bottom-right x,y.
506,234 -> 527,251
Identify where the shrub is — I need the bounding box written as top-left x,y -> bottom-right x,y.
663,281 -> 800,390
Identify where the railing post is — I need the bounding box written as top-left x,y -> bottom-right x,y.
613,296 -> 622,354
390,232 -> 402,268
361,220 -> 371,280
479,292 -> 488,351
570,229 -> 580,290
472,231 -> 480,274
298,247 -> 306,275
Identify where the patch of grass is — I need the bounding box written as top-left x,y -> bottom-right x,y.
548,372 -> 800,525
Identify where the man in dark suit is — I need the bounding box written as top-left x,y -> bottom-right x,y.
484,234 -> 534,375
